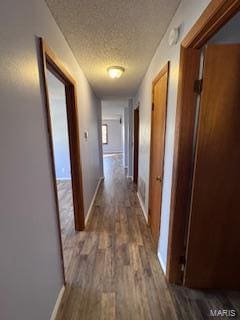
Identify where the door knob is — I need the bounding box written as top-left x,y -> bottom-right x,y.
156,176 -> 162,182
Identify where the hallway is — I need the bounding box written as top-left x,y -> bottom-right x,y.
56,154 -> 178,319
55,154 -> 240,320
2,1 -> 240,319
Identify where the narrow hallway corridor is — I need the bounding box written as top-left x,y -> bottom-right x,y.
3,1 -> 240,319
56,154 -> 240,320
56,154 -> 178,319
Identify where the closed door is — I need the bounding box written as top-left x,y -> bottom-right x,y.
133,107 -> 139,184
184,44 -> 240,289
149,63 -> 169,248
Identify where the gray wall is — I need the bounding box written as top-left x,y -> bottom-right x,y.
135,0 -> 240,273
47,70 -> 72,179
123,107 -> 129,168
97,104 -> 104,177
128,99 -> 134,177
208,11 -> 240,44
134,0 -> 211,272
0,0 -> 101,319
102,119 -> 123,154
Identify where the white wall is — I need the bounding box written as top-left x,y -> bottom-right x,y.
134,0 -> 211,272
0,0 -> 102,319
101,99 -> 127,119
47,70 -> 72,179
128,99 -> 134,177
101,99 -> 127,162
102,119 -> 123,154
97,104 -> 104,178
123,107 -> 129,168
208,11 -> 240,44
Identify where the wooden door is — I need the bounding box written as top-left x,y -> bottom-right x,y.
184,44 -> 240,289
149,63 -> 169,248
133,107 -> 139,184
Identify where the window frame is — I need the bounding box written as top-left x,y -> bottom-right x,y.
102,124 -> 108,145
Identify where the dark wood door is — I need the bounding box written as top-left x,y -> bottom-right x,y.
133,107 -> 139,184
184,44 -> 240,289
149,63 -> 169,248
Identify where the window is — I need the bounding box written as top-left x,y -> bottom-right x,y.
102,124 -> 108,144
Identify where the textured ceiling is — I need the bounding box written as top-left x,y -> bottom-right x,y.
45,0 -> 180,98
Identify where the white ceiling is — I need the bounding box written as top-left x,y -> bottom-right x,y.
102,99 -> 128,120
45,0 -> 180,98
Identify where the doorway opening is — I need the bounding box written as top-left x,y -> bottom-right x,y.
133,106 -> 139,185
101,99 -> 130,179
168,1 -> 240,287
39,39 -> 85,282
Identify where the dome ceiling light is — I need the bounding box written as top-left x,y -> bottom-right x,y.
107,66 -> 125,79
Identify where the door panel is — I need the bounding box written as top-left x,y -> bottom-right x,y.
149,63 -> 169,248
133,108 -> 139,184
184,44 -> 240,288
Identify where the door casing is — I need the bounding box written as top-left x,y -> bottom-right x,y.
133,106 -> 140,184
38,38 -> 85,282
184,44 -> 240,288
148,62 -> 169,249
167,0 -> 240,284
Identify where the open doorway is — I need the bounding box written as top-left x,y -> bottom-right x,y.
183,11 -> 240,289
39,39 -> 84,282
168,4 -> 240,288
101,99 -> 129,178
133,106 -> 139,185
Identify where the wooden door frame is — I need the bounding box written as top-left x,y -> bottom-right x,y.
167,0 -> 240,284
38,38 -> 85,280
133,105 -> 139,184
148,62 -> 170,248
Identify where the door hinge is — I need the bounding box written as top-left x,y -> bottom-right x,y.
148,209 -> 151,225
180,255 -> 186,272
152,102 -> 154,111
194,79 -> 203,94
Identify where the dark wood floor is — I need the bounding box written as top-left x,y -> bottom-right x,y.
56,154 -> 240,320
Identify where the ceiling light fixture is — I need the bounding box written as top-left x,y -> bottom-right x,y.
107,66 -> 125,79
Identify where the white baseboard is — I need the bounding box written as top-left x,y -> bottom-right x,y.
137,192 -> 148,223
158,251 -> 167,275
85,177 -> 104,225
50,286 -> 65,320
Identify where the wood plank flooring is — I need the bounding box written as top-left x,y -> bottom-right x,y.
56,154 -> 240,320
57,179 -> 76,276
